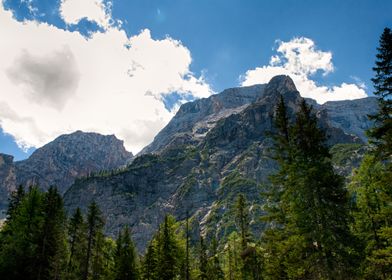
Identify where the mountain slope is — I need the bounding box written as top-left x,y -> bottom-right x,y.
64,75 -> 374,251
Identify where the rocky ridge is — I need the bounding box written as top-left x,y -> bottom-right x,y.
63,75 -> 376,251
0,131 -> 133,216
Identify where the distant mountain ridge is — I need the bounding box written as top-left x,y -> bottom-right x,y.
0,131 -> 133,216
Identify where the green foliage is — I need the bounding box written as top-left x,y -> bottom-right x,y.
142,215 -> 185,280
368,27 -> 392,158
67,208 -> 88,280
84,201 -> 106,280
262,97 -> 357,279
330,143 -> 364,166
349,155 -> 392,279
114,227 -> 139,280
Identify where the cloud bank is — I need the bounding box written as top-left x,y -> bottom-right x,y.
241,37 -> 367,104
0,2 -> 213,153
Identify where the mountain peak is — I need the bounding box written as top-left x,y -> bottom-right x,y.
265,75 -> 298,95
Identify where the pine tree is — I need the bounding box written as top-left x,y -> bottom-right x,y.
234,194 -> 251,251
206,236 -> 224,280
185,211 -> 190,280
36,186 -> 68,280
349,155 -> 392,279
142,239 -> 159,280
198,235 -> 208,280
369,27 -> 392,158
67,208 -> 87,280
83,201 -> 105,280
114,227 -> 139,280
263,98 -> 357,279
0,186 -> 44,280
157,215 -> 183,280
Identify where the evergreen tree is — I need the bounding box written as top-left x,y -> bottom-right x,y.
198,235 -> 208,280
36,186 -> 68,280
206,236 -> 224,280
67,208 -> 87,280
6,185 -> 25,221
142,239 -> 159,280
369,27 -> 392,158
234,194 -> 251,251
114,227 -> 139,280
185,211 -> 190,280
0,186 -> 44,280
263,98 -> 357,279
83,201 -> 105,280
349,155 -> 392,279
157,215 -> 184,280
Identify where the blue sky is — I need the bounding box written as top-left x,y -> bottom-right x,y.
0,0 -> 391,160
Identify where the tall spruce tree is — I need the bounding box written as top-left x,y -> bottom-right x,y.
157,215 -> 184,280
198,235 -> 208,280
142,239 -> 159,280
263,98 -> 356,279
114,227 -> 139,280
206,236 -> 224,280
369,27 -> 392,158
67,207 -> 87,280
83,201 -> 105,280
349,155 -> 392,279
36,186 -> 68,280
0,186 -> 44,280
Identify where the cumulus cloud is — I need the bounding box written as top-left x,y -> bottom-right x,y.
0,3 -> 213,153
60,0 -> 112,29
6,47 -> 80,110
241,37 -> 367,104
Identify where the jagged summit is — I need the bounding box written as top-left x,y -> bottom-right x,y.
264,75 -> 298,94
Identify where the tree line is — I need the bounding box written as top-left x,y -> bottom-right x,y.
0,27 -> 391,279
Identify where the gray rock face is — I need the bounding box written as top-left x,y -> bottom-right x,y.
321,97 -> 378,142
15,131 -> 133,194
0,154 -> 16,217
64,75 -> 375,251
140,84 -> 266,154
0,131 -> 133,214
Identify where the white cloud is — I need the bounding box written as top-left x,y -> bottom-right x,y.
242,37 -> 367,104
60,0 -> 112,29
0,3 -> 213,153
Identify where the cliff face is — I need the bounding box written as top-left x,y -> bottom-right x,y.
64,75 -> 374,251
0,131 -> 133,215
140,84 -> 266,154
0,154 -> 16,217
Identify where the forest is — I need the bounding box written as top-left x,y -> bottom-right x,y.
0,28 -> 391,280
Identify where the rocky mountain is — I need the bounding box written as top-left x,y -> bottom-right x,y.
0,154 -> 16,213
63,75 -> 377,251
0,131 -> 133,217
140,84 -> 266,154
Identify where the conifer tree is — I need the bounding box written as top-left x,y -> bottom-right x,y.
67,208 -> 87,280
36,186 -> 68,280
349,155 -> 392,279
83,201 -> 105,280
198,235 -> 208,280
369,27 -> 392,158
263,98 -> 356,279
142,239 -> 159,280
206,236 -> 224,280
157,215 -> 183,280
0,186 -> 44,280
6,185 -> 25,221
114,227 -> 139,280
